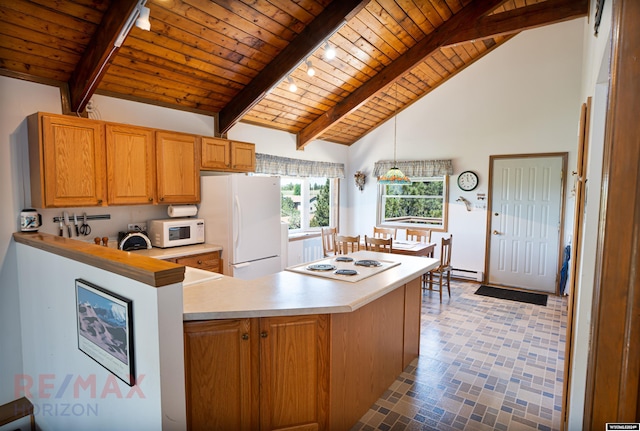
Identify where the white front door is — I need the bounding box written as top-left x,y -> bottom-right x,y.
487,155 -> 565,293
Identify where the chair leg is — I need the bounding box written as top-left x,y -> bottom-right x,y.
438,272 -> 443,303
446,271 -> 451,297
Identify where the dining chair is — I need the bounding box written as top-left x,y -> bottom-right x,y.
335,234 -> 360,254
373,226 -> 397,240
406,228 -> 431,243
321,227 -> 337,257
364,235 -> 393,253
426,235 -> 453,302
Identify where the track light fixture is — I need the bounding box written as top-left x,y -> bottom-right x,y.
323,42 -> 336,60
114,0 -> 151,47
305,60 -> 315,77
287,76 -> 297,92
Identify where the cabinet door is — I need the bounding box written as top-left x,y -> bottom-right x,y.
156,131 -> 200,204
106,124 -> 155,205
200,137 -> 230,170
184,319 -> 258,431
259,315 -> 329,431
230,141 -> 255,172
38,114 -> 106,207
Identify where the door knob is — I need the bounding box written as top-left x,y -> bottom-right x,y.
493,230 -> 500,235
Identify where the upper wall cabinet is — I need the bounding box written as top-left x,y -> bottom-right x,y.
28,112 -> 107,208
106,124 -> 155,205
28,113 -> 202,208
156,131 -> 200,204
201,137 -> 255,172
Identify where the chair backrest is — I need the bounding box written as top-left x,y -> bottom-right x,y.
364,235 -> 393,253
439,235 -> 453,268
335,234 -> 360,254
406,228 -> 431,243
373,226 -> 397,240
321,227 -> 337,257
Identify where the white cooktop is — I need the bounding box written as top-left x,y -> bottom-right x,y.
286,255 -> 400,283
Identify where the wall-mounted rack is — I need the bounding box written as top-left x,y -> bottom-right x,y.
52,214 -> 111,223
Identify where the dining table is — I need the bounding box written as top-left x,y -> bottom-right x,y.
390,240 -> 436,257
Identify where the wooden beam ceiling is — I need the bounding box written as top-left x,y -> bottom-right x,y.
217,0 -> 370,136
296,0 -> 589,149
68,0 -> 139,114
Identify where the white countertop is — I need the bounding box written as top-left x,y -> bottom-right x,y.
182,251 -> 439,320
131,243 -> 222,259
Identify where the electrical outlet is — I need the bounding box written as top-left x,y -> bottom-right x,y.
128,222 -> 147,232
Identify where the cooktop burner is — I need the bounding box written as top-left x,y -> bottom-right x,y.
354,260 -> 382,267
306,264 -> 336,271
334,256 -> 354,262
334,269 -> 358,276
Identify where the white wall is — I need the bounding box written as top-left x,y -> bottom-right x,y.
15,244 -> 185,430
347,19 -> 585,274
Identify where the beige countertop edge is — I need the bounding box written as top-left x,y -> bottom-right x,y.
182,251 -> 439,320
13,232 -> 185,288
131,243 -> 222,259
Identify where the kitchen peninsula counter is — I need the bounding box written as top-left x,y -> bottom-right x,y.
182,250 -> 438,320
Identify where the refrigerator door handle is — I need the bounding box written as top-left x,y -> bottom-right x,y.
232,262 -> 250,269
234,194 -> 241,249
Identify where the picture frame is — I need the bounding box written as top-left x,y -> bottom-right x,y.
75,279 -> 135,386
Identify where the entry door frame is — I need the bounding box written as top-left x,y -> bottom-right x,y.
483,152 -> 568,294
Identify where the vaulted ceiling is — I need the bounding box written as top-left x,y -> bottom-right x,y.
0,0 -> 587,148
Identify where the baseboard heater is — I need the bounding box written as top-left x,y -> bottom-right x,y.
451,268 -> 483,282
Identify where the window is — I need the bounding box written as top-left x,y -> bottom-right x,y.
281,176 -> 338,232
377,176 -> 449,230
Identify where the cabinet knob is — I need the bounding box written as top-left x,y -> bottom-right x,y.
260,331 -> 268,338
241,333 -> 249,341
159,197 -> 164,201
97,199 -> 103,204
149,197 -> 153,202
493,230 -> 501,235
197,260 -> 203,264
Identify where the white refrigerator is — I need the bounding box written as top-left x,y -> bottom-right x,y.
199,175 -> 282,279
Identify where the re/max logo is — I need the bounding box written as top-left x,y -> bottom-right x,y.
14,374 -> 146,399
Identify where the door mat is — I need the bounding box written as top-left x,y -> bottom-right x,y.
474,285 -> 548,306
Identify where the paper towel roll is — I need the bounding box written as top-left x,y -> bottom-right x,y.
168,205 -> 198,218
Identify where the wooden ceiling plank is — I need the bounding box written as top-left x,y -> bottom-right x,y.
363,2 -> 419,50
68,0 -> 139,113
346,16 -> 403,61
0,1 -> 97,35
99,80 -> 220,111
218,0 -> 369,135
27,0 -> 106,25
297,0 -> 508,149
0,33 -> 80,67
297,0 -> 587,148
0,58 -> 70,83
236,0 -> 307,34
373,0 -> 426,43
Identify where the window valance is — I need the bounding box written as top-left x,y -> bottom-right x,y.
373,159 -> 453,178
255,153 -> 345,178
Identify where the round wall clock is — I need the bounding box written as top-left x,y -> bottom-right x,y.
457,171 -> 479,191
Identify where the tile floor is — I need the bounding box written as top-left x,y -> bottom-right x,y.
351,279 -> 567,431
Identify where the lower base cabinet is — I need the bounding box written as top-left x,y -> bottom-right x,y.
184,315 -> 329,431
183,277 -> 421,431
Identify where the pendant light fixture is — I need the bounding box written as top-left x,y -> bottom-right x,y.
378,83 -> 411,185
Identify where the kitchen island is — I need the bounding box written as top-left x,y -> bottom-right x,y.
182,251 -> 438,431
13,233 -> 437,431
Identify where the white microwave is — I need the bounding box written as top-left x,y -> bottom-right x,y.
148,218 -> 205,248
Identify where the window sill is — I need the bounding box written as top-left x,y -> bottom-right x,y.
288,232 -> 322,242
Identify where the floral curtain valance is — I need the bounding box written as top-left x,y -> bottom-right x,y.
373,159 -> 453,178
255,153 -> 345,178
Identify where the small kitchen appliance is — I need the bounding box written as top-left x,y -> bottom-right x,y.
148,218 -> 205,248
118,231 -> 152,251
20,208 -> 42,232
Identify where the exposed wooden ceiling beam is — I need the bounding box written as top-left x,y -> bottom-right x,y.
296,0 -> 588,149
217,0 -> 370,136
68,0 -> 139,114
448,0 -> 589,45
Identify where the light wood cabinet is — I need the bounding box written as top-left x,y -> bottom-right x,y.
174,251 -> 221,273
106,124 -> 155,205
28,113 -> 202,208
184,319 -> 257,431
156,131 -> 200,204
200,137 -> 255,172
28,112 -> 106,207
184,314 -> 329,431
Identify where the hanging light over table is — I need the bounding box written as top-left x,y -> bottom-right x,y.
378,83 -> 411,185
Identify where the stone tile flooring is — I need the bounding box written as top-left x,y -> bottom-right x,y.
351,279 -> 567,431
